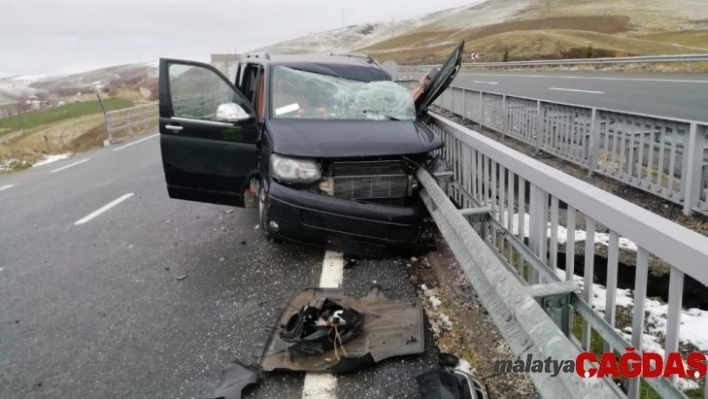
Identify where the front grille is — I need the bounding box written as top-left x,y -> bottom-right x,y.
331,160 -> 410,200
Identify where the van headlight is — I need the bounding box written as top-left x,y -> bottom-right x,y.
270,154 -> 321,183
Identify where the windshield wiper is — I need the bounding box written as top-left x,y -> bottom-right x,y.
362,110 -> 400,121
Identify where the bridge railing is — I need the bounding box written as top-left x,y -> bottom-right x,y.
420,111 -> 708,399
397,79 -> 708,216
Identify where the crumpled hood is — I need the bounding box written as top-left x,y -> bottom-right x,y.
266,119 -> 443,158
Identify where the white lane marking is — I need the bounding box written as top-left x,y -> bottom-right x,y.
549,87 -> 604,94
50,158 -> 90,173
473,80 -> 498,85
319,250 -> 344,288
74,193 -> 134,225
112,133 -> 159,152
0,184 -> 14,192
302,374 -> 337,399
300,250 -> 345,399
460,73 -> 708,84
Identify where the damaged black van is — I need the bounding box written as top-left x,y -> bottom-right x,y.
157,42 -> 464,256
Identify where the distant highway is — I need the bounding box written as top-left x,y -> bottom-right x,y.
453,71 -> 708,122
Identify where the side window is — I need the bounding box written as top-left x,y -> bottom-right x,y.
168,63 -> 251,121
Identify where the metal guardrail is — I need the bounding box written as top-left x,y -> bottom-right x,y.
418,168 -> 622,399
103,91 -> 229,143
105,103 -> 158,142
398,79 -> 708,216
420,111 -> 708,398
399,54 -> 708,70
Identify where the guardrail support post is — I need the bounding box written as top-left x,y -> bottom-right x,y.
534,100 -> 543,155
96,92 -> 111,146
478,91 -> 484,130
682,123 -> 706,215
587,108 -> 600,176
462,88 -> 466,119
502,95 -> 508,137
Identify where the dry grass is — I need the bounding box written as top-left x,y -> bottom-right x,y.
365,28 -> 706,64
631,30 -> 708,50
358,0 -> 708,64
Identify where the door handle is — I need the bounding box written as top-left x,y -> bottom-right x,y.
165,124 -> 183,132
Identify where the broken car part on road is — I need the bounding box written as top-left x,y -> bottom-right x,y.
212,285 -> 425,399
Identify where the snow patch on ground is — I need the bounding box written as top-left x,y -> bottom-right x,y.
499,210 -> 639,252
556,269 -> 707,390
252,1 -> 491,55
557,268 -> 708,352
32,153 -> 72,167
456,358 -> 473,374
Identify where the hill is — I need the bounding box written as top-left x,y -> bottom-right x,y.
359,0 -> 708,63
0,62 -> 158,104
253,0 -> 708,64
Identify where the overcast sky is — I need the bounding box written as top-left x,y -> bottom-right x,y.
0,0 -> 473,77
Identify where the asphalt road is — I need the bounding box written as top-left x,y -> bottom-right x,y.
0,134 -> 438,399
453,71 -> 708,122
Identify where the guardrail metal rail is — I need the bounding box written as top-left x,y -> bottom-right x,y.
398,54 -> 708,71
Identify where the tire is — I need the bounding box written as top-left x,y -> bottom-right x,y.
258,181 -> 275,241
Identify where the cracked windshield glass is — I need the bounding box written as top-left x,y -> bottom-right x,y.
271,66 -> 415,120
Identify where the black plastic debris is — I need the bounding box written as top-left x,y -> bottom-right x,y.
259,284 -> 424,373
417,353 -> 488,399
211,285 -> 425,398
279,297 -> 365,355
343,257 -> 358,269
212,360 -> 260,399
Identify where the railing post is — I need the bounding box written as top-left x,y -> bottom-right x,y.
682,123 -> 706,215
479,91 -> 484,130
587,108 -> 599,176
502,94 -> 508,136
535,100 -> 544,154
462,88 -> 466,119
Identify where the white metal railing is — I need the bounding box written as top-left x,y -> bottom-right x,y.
425,112 -> 708,398
105,103 -> 158,141
398,79 -> 708,216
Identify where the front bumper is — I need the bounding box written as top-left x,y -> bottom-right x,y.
265,181 -> 434,256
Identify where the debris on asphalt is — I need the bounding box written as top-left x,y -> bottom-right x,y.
226,209 -> 233,214
416,353 -> 488,399
166,219 -> 172,224
240,241 -> 246,245
164,267 -> 170,271
211,359 -> 260,399
343,257 -> 358,269
176,275 -> 189,281
220,257 -> 225,262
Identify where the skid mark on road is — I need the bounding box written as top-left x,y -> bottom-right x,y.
74,193 -> 134,225
51,158 -> 91,173
112,133 -> 159,152
301,250 -> 344,399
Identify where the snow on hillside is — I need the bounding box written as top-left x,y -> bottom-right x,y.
253,2 -> 488,55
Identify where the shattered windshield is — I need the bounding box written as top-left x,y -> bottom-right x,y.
270,66 -> 415,121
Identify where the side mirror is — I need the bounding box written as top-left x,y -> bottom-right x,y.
216,102 -> 251,123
